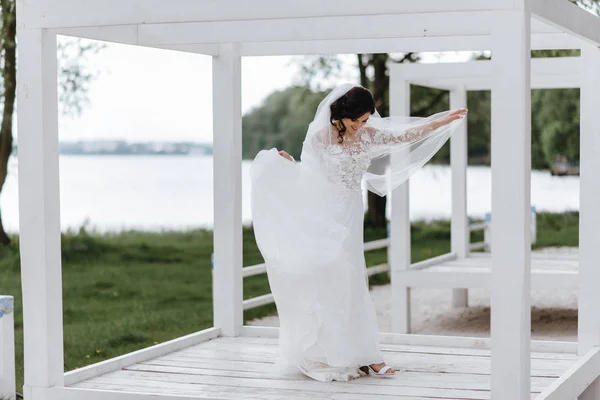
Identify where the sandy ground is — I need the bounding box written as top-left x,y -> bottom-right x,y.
247,247 -> 579,341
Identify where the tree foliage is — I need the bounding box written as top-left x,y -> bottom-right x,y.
0,0 -> 104,245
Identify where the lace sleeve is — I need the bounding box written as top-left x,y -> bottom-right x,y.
367,122 -> 437,146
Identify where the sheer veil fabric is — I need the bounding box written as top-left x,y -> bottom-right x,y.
250,84 -> 466,381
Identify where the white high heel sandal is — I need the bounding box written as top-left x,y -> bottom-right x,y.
367,364 -> 396,377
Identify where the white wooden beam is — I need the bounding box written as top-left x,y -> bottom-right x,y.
64,327 -> 220,385
578,42 -> 600,355
391,57 -> 579,82
578,45 -> 600,400
16,28 -> 65,391
389,79 -> 412,334
490,7 -> 532,400
412,75 -> 580,91
532,0 -> 600,47
537,347 -> 600,400
20,0 -> 510,29
212,43 -> 243,337
210,33 -> 580,56
450,85 -> 469,309
50,25 -> 139,45
138,13 -> 491,46
136,12 -> 565,47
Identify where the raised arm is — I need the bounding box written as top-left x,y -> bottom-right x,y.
366,108 -> 468,145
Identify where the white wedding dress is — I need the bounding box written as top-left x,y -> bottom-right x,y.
250,84 -> 465,382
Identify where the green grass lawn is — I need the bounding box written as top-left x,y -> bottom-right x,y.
0,212 -> 579,393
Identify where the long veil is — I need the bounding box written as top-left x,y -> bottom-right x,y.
300,83 -> 466,196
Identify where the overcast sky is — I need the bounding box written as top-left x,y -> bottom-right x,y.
56,39 -> 474,144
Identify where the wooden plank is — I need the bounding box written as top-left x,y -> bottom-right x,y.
137,12 -> 497,46
391,57 -> 580,81
242,294 -> 273,310
578,43 -> 600,357
15,27 -> 65,390
450,84 -> 469,308
64,327 -> 220,385
490,7 -> 532,399
240,326 -> 279,338
242,264 -> 267,278
400,268 -> 578,290
363,238 -> 390,251
20,0 -> 511,29
366,264 -> 390,277
50,386 -> 225,400
212,43 -> 243,337
197,337 -> 578,360
49,25 -> 139,45
123,363 -> 556,393
578,42 -> 600,400
237,33 -> 581,56
531,0 -> 600,47
537,347 -> 600,400
237,329 -> 577,354
389,78 -> 411,334
78,372 -> 496,400
151,348 -> 572,377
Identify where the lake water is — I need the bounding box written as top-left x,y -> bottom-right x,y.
0,155 -> 580,233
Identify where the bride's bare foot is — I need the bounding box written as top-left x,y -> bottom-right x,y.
369,362 -> 396,374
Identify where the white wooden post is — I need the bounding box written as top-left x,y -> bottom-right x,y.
490,6 -> 532,400
0,296 -> 15,400
16,28 -> 65,396
578,43 -> 600,400
389,79 -> 411,334
450,85 -> 469,308
212,43 -> 243,337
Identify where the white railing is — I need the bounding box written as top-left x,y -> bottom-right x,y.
469,206 -> 537,252
239,237 -> 391,311
238,208 -> 538,311
0,295 -> 15,400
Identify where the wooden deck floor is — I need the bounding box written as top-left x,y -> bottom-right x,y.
402,252 -> 579,289
71,335 -> 576,399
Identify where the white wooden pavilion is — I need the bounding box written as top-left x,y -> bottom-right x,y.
16,1 -> 600,399
387,56 -> 583,334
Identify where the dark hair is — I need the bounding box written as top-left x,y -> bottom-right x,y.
330,86 -> 376,143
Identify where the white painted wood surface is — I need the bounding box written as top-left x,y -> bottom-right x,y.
212,43 -> 243,338
577,43 -> 600,400
399,253 -> 579,289
531,0 -> 600,46
21,0 -> 519,29
490,7 -> 532,400
578,43 -> 600,356
450,85 -> 469,309
0,296 -> 15,400
64,328 -> 220,386
16,27 -> 65,391
390,57 -> 581,91
537,347 -> 600,400
389,79 -> 411,334
135,13 -> 565,47
65,335 -> 577,400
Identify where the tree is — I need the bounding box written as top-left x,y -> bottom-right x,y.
0,0 -> 104,245
242,86 -> 327,160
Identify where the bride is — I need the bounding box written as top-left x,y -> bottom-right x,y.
251,83 -> 467,381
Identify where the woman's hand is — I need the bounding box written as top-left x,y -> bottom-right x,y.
436,108 -> 468,128
278,150 -> 295,163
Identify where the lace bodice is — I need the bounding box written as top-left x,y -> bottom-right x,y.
322,130 -> 373,192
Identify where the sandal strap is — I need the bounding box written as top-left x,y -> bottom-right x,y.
376,365 -> 392,375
